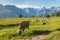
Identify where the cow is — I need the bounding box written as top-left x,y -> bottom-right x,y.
17,20 -> 30,35
41,20 -> 47,25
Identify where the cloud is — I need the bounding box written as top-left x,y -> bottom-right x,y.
15,4 -> 41,9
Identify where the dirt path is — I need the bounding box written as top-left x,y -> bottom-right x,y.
21,35 -> 47,40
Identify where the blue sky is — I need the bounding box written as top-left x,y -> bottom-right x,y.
0,0 -> 60,8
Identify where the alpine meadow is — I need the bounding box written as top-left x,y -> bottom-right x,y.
0,0 -> 60,40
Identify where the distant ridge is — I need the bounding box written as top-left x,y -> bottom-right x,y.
0,4 -> 60,18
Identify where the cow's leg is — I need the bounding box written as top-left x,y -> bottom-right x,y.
21,29 -> 25,35
26,27 -> 29,32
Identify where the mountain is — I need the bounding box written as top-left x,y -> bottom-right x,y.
5,5 -> 28,17
0,4 -> 4,10
0,4 -> 60,18
38,7 -> 53,17
0,5 -> 28,18
24,8 -> 38,17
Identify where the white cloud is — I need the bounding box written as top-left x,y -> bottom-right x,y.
15,4 -> 42,9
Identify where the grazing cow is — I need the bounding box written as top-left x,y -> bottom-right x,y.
36,20 -> 40,22
17,20 -> 30,35
41,20 -> 47,25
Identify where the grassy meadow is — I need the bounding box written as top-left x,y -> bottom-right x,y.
0,17 -> 60,40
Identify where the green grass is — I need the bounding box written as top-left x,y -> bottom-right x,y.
0,17 -> 60,40
45,31 -> 60,40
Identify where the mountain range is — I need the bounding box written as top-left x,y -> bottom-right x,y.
0,4 -> 60,18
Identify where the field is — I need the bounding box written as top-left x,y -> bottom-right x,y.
0,17 -> 60,40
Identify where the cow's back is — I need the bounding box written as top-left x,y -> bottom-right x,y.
20,21 -> 30,29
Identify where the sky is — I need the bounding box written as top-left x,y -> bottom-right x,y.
0,0 -> 60,8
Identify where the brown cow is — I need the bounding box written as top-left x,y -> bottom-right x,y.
17,20 -> 30,35
41,20 -> 47,25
